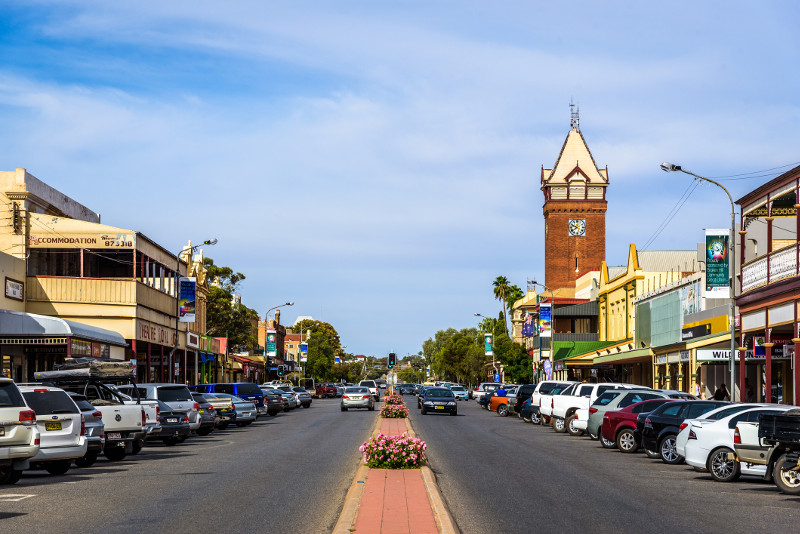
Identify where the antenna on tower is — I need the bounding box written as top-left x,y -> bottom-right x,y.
569,99 -> 580,130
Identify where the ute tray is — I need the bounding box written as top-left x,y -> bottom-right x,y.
759,409 -> 800,445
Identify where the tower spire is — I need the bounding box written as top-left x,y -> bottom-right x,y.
569,99 -> 580,131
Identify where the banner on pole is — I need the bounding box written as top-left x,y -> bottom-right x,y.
539,303 -> 552,338
178,277 -> 197,322
705,229 -> 730,298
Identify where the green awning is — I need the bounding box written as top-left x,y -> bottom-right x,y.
593,347 -> 653,364
552,340 -> 617,361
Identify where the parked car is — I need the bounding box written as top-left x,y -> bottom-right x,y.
675,404 -> 762,460
529,381 -> 575,425
538,382 -> 578,425
260,388 -> 288,415
358,380 -> 380,401
640,400 -> 729,464
147,400 -> 191,445
600,398 -> 674,453
120,383 -> 199,434
683,405 -> 793,482
449,385 -> 469,401
19,385 -> 87,476
586,389 -> 670,445
206,393 -> 257,426
189,383 -> 266,416
472,382 -> 503,402
341,387 -> 375,411
551,382 -> 643,435
66,392 -> 105,467
190,392 -> 217,436
420,387 -> 457,416
755,409 -> 800,494
0,378 -> 39,484
202,394 -> 237,429
289,386 -> 312,408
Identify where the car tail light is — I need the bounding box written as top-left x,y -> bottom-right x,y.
734,428 -> 741,444
589,408 -> 597,414
551,399 -> 554,409
141,409 -> 146,427
19,409 -> 36,423
184,415 -> 189,423
645,418 -> 652,426
81,414 -> 86,436
193,402 -> 200,411
34,388 -> 48,392
93,410 -> 102,419
363,395 -> 370,400
342,395 -> 349,399
156,405 -> 161,417
679,423 -> 688,431
688,430 -> 697,440
34,438 -> 40,445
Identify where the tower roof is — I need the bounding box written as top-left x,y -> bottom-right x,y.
542,127 -> 608,186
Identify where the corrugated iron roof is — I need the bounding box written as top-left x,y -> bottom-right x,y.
636,250 -> 699,273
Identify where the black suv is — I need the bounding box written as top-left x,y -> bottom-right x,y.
641,400 -> 729,464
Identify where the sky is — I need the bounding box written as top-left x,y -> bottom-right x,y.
1,1 -> 799,358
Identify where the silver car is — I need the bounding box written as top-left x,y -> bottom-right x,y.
67,393 -> 105,468
341,387 -> 375,411
119,383 -> 200,432
207,393 -> 257,426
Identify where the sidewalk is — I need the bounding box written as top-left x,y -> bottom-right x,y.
334,409 -> 456,534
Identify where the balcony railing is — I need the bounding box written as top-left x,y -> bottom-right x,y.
741,243 -> 799,293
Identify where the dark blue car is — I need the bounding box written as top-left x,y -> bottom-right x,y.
189,383 -> 266,416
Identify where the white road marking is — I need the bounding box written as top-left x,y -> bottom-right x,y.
0,494 -> 35,502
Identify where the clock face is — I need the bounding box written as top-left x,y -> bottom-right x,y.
568,219 -> 586,236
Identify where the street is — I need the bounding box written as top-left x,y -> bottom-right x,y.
0,399 -> 376,534
408,397 -> 800,534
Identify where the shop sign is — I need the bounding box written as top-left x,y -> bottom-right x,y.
656,354 -> 667,364
680,350 -> 691,363
695,349 -> 792,362
553,361 -> 564,371
29,232 -> 135,249
71,339 -> 92,356
138,321 -> 177,346
681,324 -> 710,341
667,352 -> 681,364
186,332 -> 199,349
5,277 -> 23,301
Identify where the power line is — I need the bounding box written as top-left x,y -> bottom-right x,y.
641,179 -> 700,250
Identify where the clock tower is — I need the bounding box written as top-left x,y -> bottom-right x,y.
542,111 -> 609,292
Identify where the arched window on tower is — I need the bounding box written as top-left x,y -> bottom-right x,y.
575,254 -> 579,273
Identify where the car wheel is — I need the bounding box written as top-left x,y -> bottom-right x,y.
421,407 -> 427,415
616,429 -> 638,453
268,410 -> 278,417
645,448 -> 661,459
197,427 -> 212,436
75,452 -> 98,468
0,465 -> 22,484
302,403 -> 310,408
600,434 -> 616,448
283,407 -> 291,412
497,405 -> 509,417
164,437 -> 178,446
45,460 -> 71,476
553,417 -> 567,433
708,447 -> 741,482
773,453 -> 800,494
341,406 -> 347,411
659,435 -> 682,464
451,410 -> 457,416
566,415 -> 584,436
131,440 -> 143,455
218,422 -> 229,430
104,447 -> 127,462
530,411 -> 542,425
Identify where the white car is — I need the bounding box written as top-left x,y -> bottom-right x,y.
18,385 -> 87,476
538,382 -> 578,424
529,381 -> 576,424
573,408 -> 589,431
682,404 -> 793,482
0,378 -> 39,484
676,404 -> 762,459
358,380 -> 380,401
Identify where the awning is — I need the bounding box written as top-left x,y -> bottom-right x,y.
232,354 -> 264,367
552,340 -> 618,362
0,309 -> 127,347
593,347 -> 653,364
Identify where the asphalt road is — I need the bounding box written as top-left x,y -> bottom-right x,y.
408,396 -> 800,534
0,398 -> 376,534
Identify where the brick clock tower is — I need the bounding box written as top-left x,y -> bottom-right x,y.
541,112 -> 609,292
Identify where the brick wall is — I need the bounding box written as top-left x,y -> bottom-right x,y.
543,200 -> 607,291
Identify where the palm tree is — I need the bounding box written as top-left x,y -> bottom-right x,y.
493,276 -> 511,334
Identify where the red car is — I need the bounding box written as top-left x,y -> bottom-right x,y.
315,383 -> 338,398
601,399 -> 675,453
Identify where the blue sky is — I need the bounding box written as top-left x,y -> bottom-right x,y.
2,1 -> 799,358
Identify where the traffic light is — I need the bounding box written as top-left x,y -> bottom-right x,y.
388,353 -> 396,368
277,365 -> 284,376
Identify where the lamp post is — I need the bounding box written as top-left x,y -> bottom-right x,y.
529,280 -> 553,382
264,302 -> 294,379
173,238 -> 216,384
475,313 -> 498,380
661,162 -> 737,401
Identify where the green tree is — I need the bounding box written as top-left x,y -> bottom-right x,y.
203,257 -> 259,352
493,276 -> 511,334
505,284 -> 524,310
305,331 -> 335,381
493,332 -> 532,384
293,319 -> 341,352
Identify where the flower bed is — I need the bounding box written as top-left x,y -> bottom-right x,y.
360,433 -> 427,469
379,403 -> 409,418
383,394 -> 405,406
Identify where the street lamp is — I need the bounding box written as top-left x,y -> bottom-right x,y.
529,280 -> 553,382
475,312 -> 498,379
661,162 -> 737,401
173,238 -> 216,384
264,302 -> 294,379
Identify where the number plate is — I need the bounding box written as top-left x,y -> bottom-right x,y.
106,432 -> 121,440
167,418 -> 178,423
435,406 -> 444,410
45,422 -> 62,431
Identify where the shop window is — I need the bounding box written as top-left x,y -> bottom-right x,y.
27,248 -> 80,276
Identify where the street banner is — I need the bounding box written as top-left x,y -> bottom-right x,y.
266,329 -> 277,357
178,277 -> 197,322
543,358 -> 553,380
705,229 -> 730,298
484,333 -> 493,356
539,303 -> 552,338
300,342 -> 308,362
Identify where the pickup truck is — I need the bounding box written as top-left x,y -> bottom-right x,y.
738,408 -> 800,494
112,385 -> 161,447
528,381 -> 575,424
550,382 -> 641,435
537,381 -> 578,426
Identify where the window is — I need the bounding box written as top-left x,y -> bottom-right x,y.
687,403 -> 718,419
215,384 -> 234,394
594,391 -> 622,407
660,403 -> 684,417
157,386 -> 192,402
22,390 -> 79,415
0,383 -> 25,407
578,385 -> 593,397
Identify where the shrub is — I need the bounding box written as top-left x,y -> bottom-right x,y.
379,403 -> 409,418
360,433 -> 427,469
383,394 -> 405,406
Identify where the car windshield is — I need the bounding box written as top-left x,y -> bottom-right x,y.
235,384 -> 263,395
157,386 -> 192,402
360,381 -> 376,387
593,391 -> 622,406
427,389 -> 454,398
450,386 -> 465,391
22,390 -> 79,415
549,384 -> 571,395
0,382 -> 26,407
292,387 -> 306,393
345,387 -> 369,394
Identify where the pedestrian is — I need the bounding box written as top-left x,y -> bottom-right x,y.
495,385 -> 507,397
712,383 -> 730,401
692,381 -> 701,398
699,381 -> 706,400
